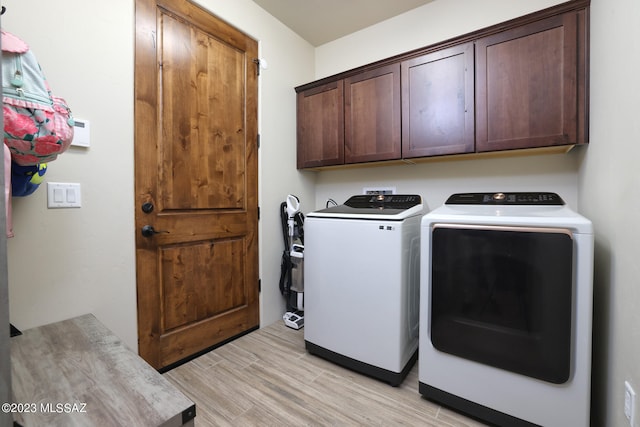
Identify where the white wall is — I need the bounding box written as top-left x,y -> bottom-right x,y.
580,0 -> 640,425
4,1 -> 138,348
313,154 -> 581,213
3,0 -> 316,351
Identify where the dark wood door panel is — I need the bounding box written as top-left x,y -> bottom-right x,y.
160,12 -> 246,210
159,304 -> 258,367
296,81 -> 344,168
476,12 -> 580,152
161,238 -> 246,332
345,63 -> 401,163
402,43 -> 475,158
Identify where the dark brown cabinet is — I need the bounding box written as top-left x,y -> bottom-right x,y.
401,43 -> 475,158
296,0 -> 589,170
344,64 -> 401,163
296,81 -> 344,169
475,9 -> 588,152
296,64 -> 400,168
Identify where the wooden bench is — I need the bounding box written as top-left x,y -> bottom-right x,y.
10,314 -> 195,426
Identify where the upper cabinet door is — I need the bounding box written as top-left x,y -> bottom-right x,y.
297,81 -> 345,169
475,10 -> 587,152
401,43 -> 475,158
344,64 -> 401,164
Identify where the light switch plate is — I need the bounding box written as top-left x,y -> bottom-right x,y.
47,182 -> 81,208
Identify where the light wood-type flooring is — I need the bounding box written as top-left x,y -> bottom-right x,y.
164,321 -> 488,426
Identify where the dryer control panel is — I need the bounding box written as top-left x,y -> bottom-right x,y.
445,192 -> 564,206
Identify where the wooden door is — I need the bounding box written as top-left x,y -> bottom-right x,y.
475,10 -> 587,152
344,64 -> 401,163
134,0 -> 259,370
401,43 -> 475,158
296,81 -> 344,169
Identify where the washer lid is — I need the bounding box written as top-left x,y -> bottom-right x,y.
308,194 -> 424,220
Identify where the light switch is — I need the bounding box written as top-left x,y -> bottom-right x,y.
66,188 -> 76,203
47,182 -> 81,208
53,188 -> 64,203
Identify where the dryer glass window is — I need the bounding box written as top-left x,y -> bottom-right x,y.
430,225 -> 573,384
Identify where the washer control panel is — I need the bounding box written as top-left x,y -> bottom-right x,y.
445,192 -> 565,205
344,194 -> 422,209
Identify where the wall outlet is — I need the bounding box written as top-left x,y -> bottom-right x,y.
625,381 -> 636,426
363,186 -> 396,195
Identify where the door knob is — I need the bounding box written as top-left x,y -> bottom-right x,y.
141,225 -> 169,237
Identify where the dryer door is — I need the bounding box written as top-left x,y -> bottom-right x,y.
430,224 -> 574,384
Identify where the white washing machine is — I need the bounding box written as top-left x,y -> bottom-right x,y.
304,194 -> 425,386
419,192 -> 593,426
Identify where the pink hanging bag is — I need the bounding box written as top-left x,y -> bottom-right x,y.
2,30 -> 74,166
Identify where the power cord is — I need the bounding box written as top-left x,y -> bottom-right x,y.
326,198 -> 338,208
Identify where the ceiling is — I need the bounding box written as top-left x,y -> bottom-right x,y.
252,0 -> 434,46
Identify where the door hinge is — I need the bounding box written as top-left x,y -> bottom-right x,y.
258,279 -> 261,293
253,58 -> 261,76
257,206 -> 260,220
257,133 -> 260,149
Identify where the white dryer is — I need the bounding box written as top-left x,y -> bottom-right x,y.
419,192 -> 593,426
304,194 -> 425,386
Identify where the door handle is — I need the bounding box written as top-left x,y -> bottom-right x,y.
141,225 -> 169,237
